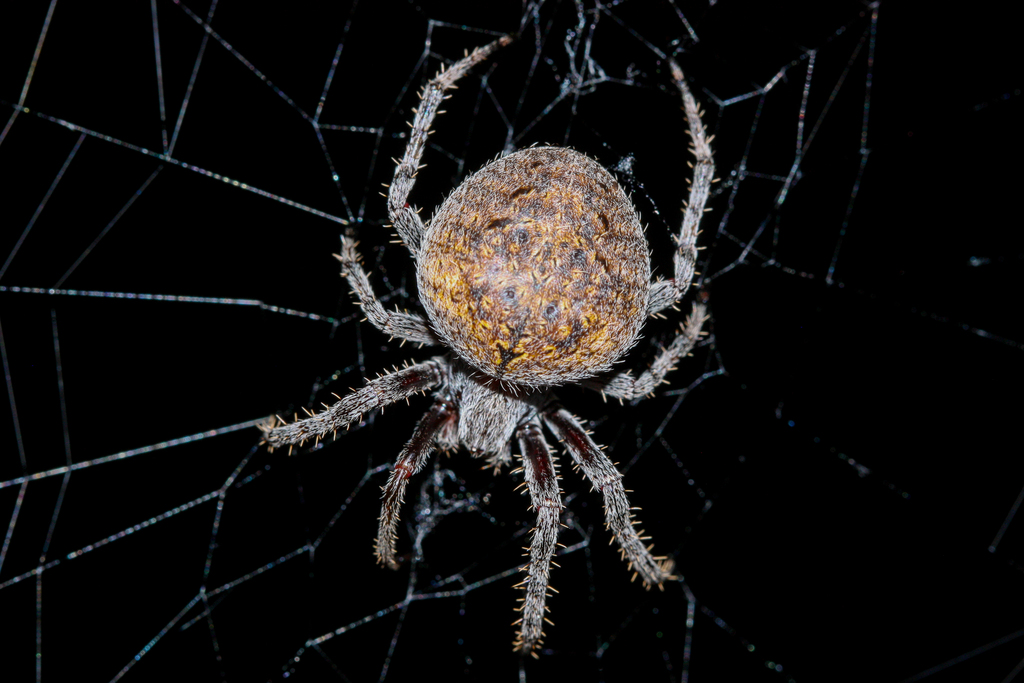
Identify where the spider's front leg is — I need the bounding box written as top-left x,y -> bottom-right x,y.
334,236 -> 436,345
512,420 -> 563,656
585,302 -> 707,401
260,359 -> 443,453
387,33 -> 513,256
544,406 -> 674,589
648,59 -> 715,315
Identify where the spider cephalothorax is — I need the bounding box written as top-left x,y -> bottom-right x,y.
261,34 -> 714,655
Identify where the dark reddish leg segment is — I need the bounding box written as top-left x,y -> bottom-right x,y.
375,399 -> 455,568
513,421 -> 563,655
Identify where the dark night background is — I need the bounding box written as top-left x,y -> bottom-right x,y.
0,1 -> 1021,681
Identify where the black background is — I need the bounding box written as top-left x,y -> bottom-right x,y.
0,1 -> 1021,681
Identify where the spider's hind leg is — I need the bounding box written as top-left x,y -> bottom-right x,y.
543,406 -> 674,589
585,303 -> 707,402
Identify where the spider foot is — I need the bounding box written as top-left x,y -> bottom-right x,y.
373,540 -> 402,571
257,415 -> 286,451
640,557 -> 678,590
511,616 -> 546,658
512,637 -> 543,659
257,415 -> 279,434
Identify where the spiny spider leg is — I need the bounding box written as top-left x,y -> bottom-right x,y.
648,59 -> 716,315
259,359 -> 443,452
375,399 -> 455,568
387,33 -> 513,256
512,420 -> 563,656
585,302 -> 708,401
543,407 -> 673,589
335,236 -> 437,345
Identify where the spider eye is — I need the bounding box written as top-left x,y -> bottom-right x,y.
544,304 -> 558,320
503,287 -> 517,302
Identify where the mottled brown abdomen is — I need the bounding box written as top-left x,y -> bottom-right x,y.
418,147 -> 651,386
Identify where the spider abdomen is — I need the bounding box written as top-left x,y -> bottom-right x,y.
418,147 -> 651,386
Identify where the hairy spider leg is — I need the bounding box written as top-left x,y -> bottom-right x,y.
512,420 -> 563,655
544,406 -> 673,589
387,34 -> 514,257
585,302 -> 708,401
260,360 -> 443,451
647,59 -> 716,315
334,236 -> 436,345
335,34 -> 513,344
375,399 -> 456,568
260,35 -> 715,657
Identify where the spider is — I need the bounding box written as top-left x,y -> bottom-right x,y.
260,34 -> 714,655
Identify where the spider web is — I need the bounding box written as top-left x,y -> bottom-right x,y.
1,1 -> 1022,680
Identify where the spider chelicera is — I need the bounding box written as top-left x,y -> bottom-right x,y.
260,34 -> 714,655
